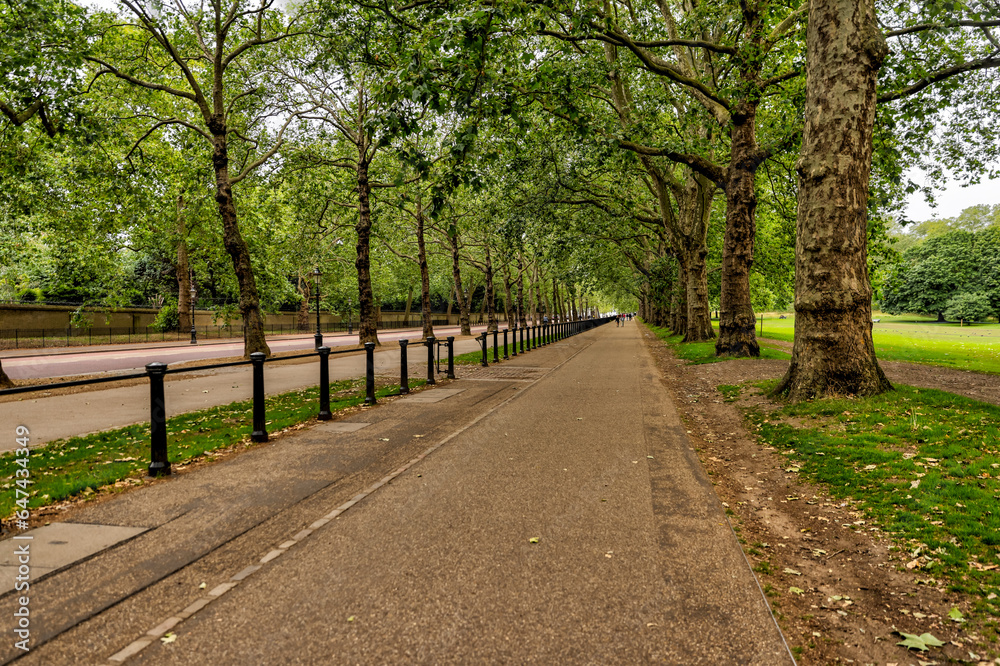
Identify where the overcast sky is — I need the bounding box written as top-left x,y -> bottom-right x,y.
902,169 -> 1000,221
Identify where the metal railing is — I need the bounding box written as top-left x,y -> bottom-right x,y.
0,316 -> 612,477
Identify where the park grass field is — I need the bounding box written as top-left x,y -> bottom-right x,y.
731,379 -> 1000,618
758,314 -> 1000,375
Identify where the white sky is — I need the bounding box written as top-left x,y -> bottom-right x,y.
903,169 -> 1000,221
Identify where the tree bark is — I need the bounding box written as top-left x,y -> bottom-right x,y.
517,258 -> 527,326
404,286 -> 413,318
296,275 -> 310,331
774,0 -> 891,401
355,159 -> 380,345
176,192 -> 192,333
679,174 -> 715,341
210,123 -> 270,357
502,266 -> 514,328
0,362 -> 13,388
449,229 -> 472,335
416,199 -> 434,339
715,102 -> 761,358
485,244 -> 498,332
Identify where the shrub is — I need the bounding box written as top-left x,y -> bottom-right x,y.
150,302 -> 180,332
944,292 -> 993,323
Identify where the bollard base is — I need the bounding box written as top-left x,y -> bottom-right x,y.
251,431 -> 268,442
318,410 -> 332,421
148,461 -> 171,477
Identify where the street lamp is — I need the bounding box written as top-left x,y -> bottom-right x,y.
313,266 -> 323,349
189,269 -> 197,344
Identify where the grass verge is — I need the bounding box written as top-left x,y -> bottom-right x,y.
645,323 -> 791,363
741,381 -> 1000,616
1,377 -> 424,519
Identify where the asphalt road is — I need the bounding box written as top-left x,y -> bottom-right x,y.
1,324 -> 490,381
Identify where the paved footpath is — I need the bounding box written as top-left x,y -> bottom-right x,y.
1,322 -> 793,665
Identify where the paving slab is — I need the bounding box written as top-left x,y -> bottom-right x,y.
0,523 -> 147,593
395,388 -> 467,403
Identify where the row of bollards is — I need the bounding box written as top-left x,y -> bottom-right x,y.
475,318 -> 599,368
144,318 -> 609,478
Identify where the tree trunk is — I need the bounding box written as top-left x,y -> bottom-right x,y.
210,127 -> 270,357
404,285 -> 413,318
774,0 -> 891,401
416,200 -> 434,339
680,175 -> 716,342
671,260 -> 687,335
502,266 -> 514,328
715,103 -> 760,358
449,230 -> 472,336
355,159 -> 380,345
297,275 -> 310,331
176,192 -> 192,333
485,245 -> 498,332
517,259 -> 527,326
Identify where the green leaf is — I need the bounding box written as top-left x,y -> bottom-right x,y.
948,607 -> 965,622
896,632 -> 944,651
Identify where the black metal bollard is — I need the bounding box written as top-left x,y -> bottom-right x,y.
480,333 -> 489,367
511,326 -> 518,356
503,329 -> 509,360
520,326 -> 525,353
364,342 -> 376,405
531,325 -> 536,350
447,336 -> 456,379
318,346 -> 332,420
492,329 -> 499,363
541,323 -> 547,346
426,336 -> 436,385
146,362 -> 171,477
250,352 -> 268,442
399,339 -> 409,394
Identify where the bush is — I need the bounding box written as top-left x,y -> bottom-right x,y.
150,302 -> 180,332
944,292 -> 994,323
17,288 -> 43,303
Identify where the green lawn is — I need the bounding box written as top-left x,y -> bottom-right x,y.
738,380 -> 1000,617
758,315 -> 1000,374
645,323 -> 791,363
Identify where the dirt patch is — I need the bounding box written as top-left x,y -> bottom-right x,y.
642,331 -> 999,666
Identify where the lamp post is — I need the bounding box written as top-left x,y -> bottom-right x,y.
189,269 -> 197,344
313,267 -> 323,349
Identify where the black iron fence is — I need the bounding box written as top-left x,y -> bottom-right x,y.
0,316 -> 611,477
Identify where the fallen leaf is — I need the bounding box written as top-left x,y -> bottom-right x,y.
198,582 -> 206,589
783,568 -> 802,576
896,632 -> 944,652
529,537 -> 540,544
161,633 -> 177,644
911,480 -> 921,489
379,438 -> 390,442
948,607 -> 965,622
347,616 -> 355,622
789,586 -> 804,595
